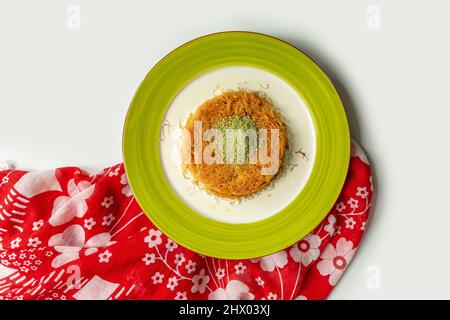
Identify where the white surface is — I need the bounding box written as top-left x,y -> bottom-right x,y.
161,66 -> 315,223
1,0 -> 450,299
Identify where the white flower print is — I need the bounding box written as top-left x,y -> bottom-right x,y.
351,141 -> 369,165
234,262 -> 247,275
10,237 -> 21,249
35,260 -> 42,265
345,217 -> 356,230
335,225 -> 342,235
120,173 -> 133,197
191,269 -> 210,294
101,196 -> 114,209
19,266 -> 29,273
185,260 -> 196,274
49,179 -> 95,226
317,237 -> 356,286
0,251 -> 5,258
324,215 -> 336,235
84,218 -> 96,230
30,266 -> 37,271
209,280 -> 254,300
1,259 -> 10,266
174,253 -> 185,266
347,198 -> 358,209
267,292 -> 277,300
142,253 -> 156,265
336,202 -> 346,212
1,176 -> 9,185
8,253 -> 16,260
108,166 -> 120,177
48,224 -> 115,268
166,239 -> 178,252
216,268 -> 225,280
102,213 -> 115,226
361,221 -> 367,231
32,220 -> 44,231
167,276 -> 179,291
175,291 -> 187,300
19,253 -> 26,260
151,272 -> 164,284
27,237 -> 41,248
251,251 -> 288,272
98,250 -> 112,263
290,233 -> 322,267
356,186 -> 369,199
23,260 -> 31,266
144,229 -> 162,248
29,254 -> 36,260
256,277 -> 264,287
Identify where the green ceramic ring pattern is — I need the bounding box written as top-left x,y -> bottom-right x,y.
123,32 -> 350,259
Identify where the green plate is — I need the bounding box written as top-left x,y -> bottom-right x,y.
123,32 -> 350,259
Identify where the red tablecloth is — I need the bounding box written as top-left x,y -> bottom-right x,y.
0,141 -> 372,300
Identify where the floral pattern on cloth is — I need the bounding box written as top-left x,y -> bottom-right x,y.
0,141 -> 373,300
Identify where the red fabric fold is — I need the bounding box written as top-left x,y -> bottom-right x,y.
0,142 -> 372,300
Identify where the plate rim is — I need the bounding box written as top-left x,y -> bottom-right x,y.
123,31 -> 350,259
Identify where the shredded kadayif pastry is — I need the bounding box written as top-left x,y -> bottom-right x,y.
182,91 -> 287,199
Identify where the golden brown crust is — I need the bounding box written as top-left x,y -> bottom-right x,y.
183,91 -> 287,199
